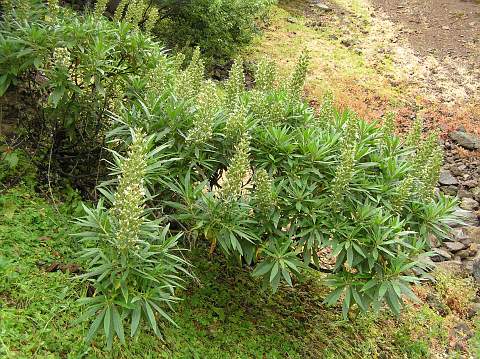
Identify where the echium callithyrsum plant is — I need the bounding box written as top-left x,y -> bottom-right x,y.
75,128 -> 188,349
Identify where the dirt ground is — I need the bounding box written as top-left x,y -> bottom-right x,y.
250,0 -> 480,137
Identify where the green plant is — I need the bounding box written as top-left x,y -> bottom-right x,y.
153,0 -> 276,65
75,127 -> 189,348
1,1 -> 458,338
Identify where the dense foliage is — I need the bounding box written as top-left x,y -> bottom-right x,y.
1,0 -> 457,347
152,0 -> 275,64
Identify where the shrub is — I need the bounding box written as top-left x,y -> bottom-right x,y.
0,0 -> 169,187
152,0 -> 276,65
1,1 -> 458,347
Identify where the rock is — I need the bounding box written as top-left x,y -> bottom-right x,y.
441,185 -> 458,196
446,209 -> 479,227
472,258 -> 480,283
472,187 -> 480,201
452,227 -> 468,241
457,189 -> 473,199
314,3 -> 332,11
428,233 -> 440,248
463,179 -> 478,188
457,249 -> 471,259
426,293 -> 449,316
460,197 -> 479,211
435,260 -> 464,274
439,169 -> 458,185
449,131 -> 480,150
340,38 -> 354,47
444,241 -> 465,252
467,302 -> 480,319
465,227 -> 480,243
287,17 -> 297,24
431,248 -> 452,261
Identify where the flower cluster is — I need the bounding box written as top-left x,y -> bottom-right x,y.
94,0 -> 109,16
405,117 -> 423,148
418,144 -> 443,201
176,48 -> 205,100
224,58 -> 245,111
382,111 -> 396,139
393,175 -> 413,212
145,7 -> 159,33
147,58 -> 169,96
221,136 -> 250,200
225,104 -> 248,141
249,91 -> 285,124
330,116 -> 358,208
287,49 -> 310,101
187,81 -> 219,144
125,0 -> 147,28
114,0 -> 129,21
255,59 -> 277,92
254,168 -> 275,212
318,92 -> 336,126
113,130 -> 148,250
52,47 -> 70,69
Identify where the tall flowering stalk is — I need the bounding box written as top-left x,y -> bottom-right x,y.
254,168 -> 275,213
187,81 -> 220,144
255,59 -> 277,92
330,115 -> 358,208
221,136 -> 250,201
113,130 -> 148,251
225,58 -> 245,110
288,49 -> 310,101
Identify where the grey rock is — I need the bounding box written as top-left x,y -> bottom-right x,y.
460,197 -> 479,211
444,241 -> 465,252
473,258 -> 480,283
431,248 -> 452,261
472,187 -> 480,201
446,209 -> 479,227
457,189 -> 473,199
441,185 -> 458,196
465,226 -> 480,243
439,169 -> 458,185
428,233 -> 439,248
449,131 -> 480,150
315,3 -> 332,11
